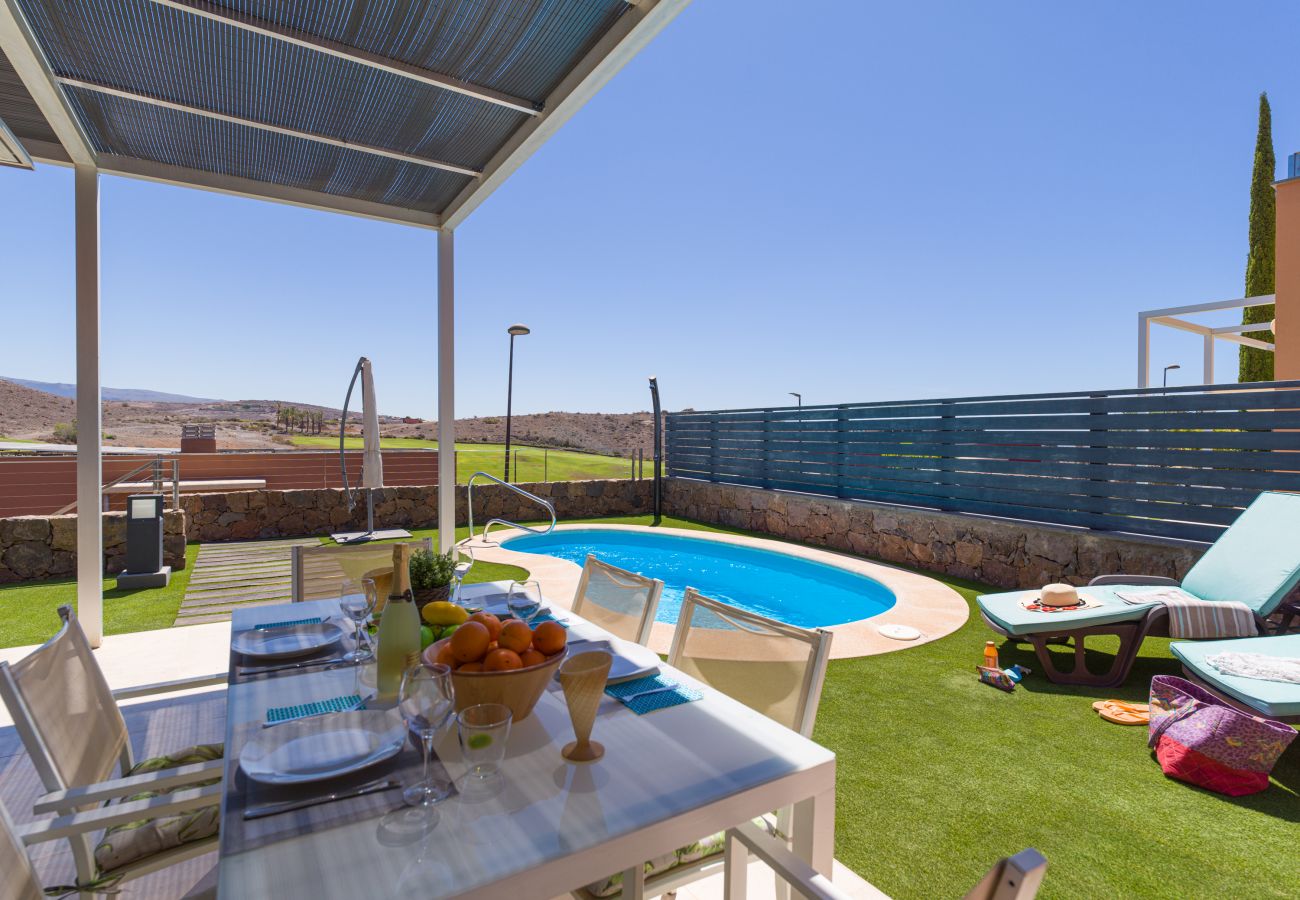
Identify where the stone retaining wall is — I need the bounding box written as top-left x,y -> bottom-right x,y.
181,479 -> 652,542
0,510 -> 187,584
663,478 -> 1205,588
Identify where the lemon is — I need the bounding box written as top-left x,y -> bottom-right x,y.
422,601 -> 468,627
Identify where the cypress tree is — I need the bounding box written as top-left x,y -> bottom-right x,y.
1241,92 -> 1276,382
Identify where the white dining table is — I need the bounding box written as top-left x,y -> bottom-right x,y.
216,581 -> 836,899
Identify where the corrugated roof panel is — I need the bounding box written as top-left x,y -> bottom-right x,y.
0,52 -> 57,144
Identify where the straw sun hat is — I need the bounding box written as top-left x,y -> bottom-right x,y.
1019,582 -> 1100,612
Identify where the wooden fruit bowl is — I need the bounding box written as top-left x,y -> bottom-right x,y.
422,639 -> 567,721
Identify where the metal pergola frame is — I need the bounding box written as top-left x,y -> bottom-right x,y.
0,0 -> 690,645
1136,294 -> 1276,387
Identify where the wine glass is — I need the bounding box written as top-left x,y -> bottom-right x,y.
339,578 -> 376,664
450,546 -> 475,608
507,580 -> 543,625
399,662 -> 456,815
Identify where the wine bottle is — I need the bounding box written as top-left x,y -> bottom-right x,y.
376,544 -> 421,700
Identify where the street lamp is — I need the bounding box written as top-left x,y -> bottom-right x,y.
789,392 -> 801,408
1163,364 -> 1180,389
504,324 -> 530,482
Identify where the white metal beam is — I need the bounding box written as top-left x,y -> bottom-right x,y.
1139,294 -> 1276,318
1148,315 -> 1211,336
74,166 -> 103,647
145,0 -> 540,116
1215,334 -> 1275,351
97,154 -> 440,229
0,0 -> 95,166
441,0 -> 692,229
60,77 -> 481,178
1210,322 -> 1274,335
0,115 -> 34,168
1203,334 -> 1214,384
437,230 -> 456,553
1137,314 -> 1150,388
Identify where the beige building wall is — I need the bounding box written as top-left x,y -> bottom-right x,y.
1275,177 -> 1300,379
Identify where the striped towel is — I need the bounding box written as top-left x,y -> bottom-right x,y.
1115,588 -> 1257,639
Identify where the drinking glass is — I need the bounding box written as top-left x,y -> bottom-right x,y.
339,578 -> 376,664
450,547 -> 475,608
399,662 -> 456,812
457,703 -> 512,781
507,580 -> 543,625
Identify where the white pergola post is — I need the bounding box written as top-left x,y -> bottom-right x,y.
1137,313 -> 1151,388
74,165 -> 103,646
1203,333 -> 1215,384
437,229 -> 456,553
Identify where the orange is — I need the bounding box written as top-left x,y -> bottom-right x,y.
519,648 -> 547,668
484,648 -> 523,671
467,612 -> 502,642
434,642 -> 457,668
458,661 -> 484,673
450,621 -> 490,663
498,620 -> 533,654
533,621 -> 567,656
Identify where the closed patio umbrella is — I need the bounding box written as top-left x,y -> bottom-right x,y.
333,356 -> 410,544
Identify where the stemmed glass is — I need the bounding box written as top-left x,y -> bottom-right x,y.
507,580 -> 544,625
450,546 -> 474,608
399,662 -> 457,816
339,578 -> 377,664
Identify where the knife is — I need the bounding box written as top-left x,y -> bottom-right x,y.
243,778 -> 401,820
240,656 -> 347,677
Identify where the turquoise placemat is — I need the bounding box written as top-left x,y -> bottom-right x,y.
266,694 -> 362,724
252,617 -> 322,631
605,674 -> 701,715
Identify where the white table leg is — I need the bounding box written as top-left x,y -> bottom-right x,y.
621,864 -> 646,900
724,830 -> 748,900
792,787 -> 835,875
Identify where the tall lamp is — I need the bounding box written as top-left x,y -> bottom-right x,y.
504,324 -> 530,482
789,392 -> 801,408
1163,364 -> 1180,388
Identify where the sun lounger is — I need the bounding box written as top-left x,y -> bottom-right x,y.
976,491 -> 1300,687
1170,634 -> 1300,722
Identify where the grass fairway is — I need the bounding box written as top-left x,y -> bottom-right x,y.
289,435 -> 636,483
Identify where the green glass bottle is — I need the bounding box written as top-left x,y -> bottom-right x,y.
375,544 -> 420,700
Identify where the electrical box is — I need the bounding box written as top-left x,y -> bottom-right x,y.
117,494 -> 171,589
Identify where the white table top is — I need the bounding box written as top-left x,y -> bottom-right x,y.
217,582 -> 836,899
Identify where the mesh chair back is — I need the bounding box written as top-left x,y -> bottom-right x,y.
0,795 -> 42,900
571,555 -> 664,645
0,606 -> 130,794
291,538 -> 434,603
668,589 -> 833,737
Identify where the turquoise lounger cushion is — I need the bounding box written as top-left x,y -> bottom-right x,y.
1170,634 -> 1300,719
1180,491 -> 1300,616
977,585 -> 1161,637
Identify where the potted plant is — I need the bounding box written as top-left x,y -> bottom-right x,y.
409,547 -> 457,607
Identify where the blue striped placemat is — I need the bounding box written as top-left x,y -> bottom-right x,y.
266,694 -> 361,724
251,617 -> 322,631
604,674 -> 701,715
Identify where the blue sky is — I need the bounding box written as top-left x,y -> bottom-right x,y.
3,1 -> 1298,418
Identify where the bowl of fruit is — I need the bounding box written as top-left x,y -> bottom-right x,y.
422,611 -> 569,721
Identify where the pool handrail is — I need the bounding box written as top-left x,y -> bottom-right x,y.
464,471 -> 557,544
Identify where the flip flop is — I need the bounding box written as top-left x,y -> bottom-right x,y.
1092,699 -> 1150,725
1091,700 -> 1149,714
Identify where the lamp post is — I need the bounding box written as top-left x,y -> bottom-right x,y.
1162,364 -> 1180,389
503,324 -> 530,482
789,392 -> 801,407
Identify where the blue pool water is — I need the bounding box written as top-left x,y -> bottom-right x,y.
502,529 -> 895,628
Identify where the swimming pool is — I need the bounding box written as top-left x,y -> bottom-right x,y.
502,528 -> 896,628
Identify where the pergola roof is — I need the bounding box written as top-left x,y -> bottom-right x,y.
0,0 -> 685,228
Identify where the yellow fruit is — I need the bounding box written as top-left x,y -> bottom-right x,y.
423,601 -> 468,627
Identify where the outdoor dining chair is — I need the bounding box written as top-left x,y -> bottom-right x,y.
0,606 -> 225,895
290,538 -> 433,603
578,589 -> 834,899
570,554 -> 664,646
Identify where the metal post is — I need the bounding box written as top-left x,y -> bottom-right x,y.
649,377 -> 662,525
504,333 -> 516,482
436,230 -> 456,553
544,449 -> 548,483
74,165 -> 103,646
1202,334 -> 1215,385
1137,313 -> 1151,388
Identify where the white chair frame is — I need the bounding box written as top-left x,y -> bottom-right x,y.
290,538 -> 433,601
570,554 -> 665,646
0,606 -> 226,893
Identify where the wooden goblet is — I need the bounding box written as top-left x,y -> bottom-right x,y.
558,651 -> 613,762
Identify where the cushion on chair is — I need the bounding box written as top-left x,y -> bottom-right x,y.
583,814 -> 784,898
976,585 -> 1156,636
1170,635 -> 1300,719
1180,492 -> 1300,617
93,743 -> 224,873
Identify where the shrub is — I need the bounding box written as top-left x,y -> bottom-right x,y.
409,548 -> 456,590
52,422 -> 76,444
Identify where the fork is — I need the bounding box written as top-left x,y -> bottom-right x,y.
614,682 -> 680,704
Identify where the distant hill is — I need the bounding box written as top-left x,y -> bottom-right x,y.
0,377 -> 217,404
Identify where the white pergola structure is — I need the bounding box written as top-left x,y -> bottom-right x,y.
1136,294 -> 1276,387
0,0 -> 689,645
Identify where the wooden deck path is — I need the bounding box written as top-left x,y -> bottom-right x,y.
173,538 -> 320,626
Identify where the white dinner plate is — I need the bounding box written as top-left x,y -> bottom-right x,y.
239,710 -> 406,785
232,622 -> 345,660
562,637 -> 661,684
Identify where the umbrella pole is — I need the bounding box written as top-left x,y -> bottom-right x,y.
367,488 -> 375,536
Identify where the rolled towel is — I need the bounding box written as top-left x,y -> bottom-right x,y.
1206,652 -> 1300,685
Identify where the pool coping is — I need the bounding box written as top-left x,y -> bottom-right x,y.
463,524 -> 969,660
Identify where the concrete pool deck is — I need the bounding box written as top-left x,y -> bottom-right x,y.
463,524 -> 969,660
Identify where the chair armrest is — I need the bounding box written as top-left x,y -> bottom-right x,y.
33,759 -> 225,813
111,672 -> 227,701
726,821 -> 865,900
18,783 -> 222,846
1087,575 -> 1179,587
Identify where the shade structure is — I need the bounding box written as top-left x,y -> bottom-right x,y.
360,357 -> 383,491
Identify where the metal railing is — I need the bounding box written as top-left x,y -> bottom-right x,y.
464,471 -> 556,543
54,456 -> 180,515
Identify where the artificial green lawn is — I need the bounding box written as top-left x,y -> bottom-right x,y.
289,436 -> 638,484
1,514 -> 1293,897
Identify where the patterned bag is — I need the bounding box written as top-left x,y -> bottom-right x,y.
1148,676 -> 1295,797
